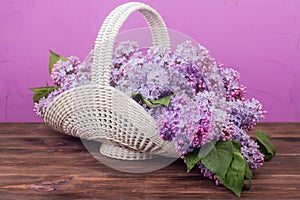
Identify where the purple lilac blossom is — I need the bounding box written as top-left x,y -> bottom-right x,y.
229,98 -> 266,131
198,162 -> 221,185
34,40 -> 266,184
33,90 -> 63,117
218,64 -> 247,101
220,121 -> 264,169
51,56 -> 81,85
156,91 -> 228,155
34,55 -> 92,117
114,46 -> 195,100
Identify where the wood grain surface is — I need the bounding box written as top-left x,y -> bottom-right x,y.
0,123 -> 299,199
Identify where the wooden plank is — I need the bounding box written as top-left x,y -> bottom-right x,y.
0,123 -> 299,199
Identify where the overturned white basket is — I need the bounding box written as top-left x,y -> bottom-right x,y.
44,2 -> 179,160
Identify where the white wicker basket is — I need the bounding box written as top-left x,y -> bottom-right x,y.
44,2 -> 179,160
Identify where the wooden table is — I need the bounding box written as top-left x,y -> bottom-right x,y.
0,123 -> 299,199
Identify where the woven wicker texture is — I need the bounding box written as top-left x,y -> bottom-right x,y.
44,2 -> 179,160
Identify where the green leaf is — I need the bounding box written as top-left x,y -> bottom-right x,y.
185,140 -> 251,196
232,140 -> 241,152
132,94 -> 154,108
144,98 -> 156,108
256,130 -> 276,160
201,141 -> 234,179
131,93 -> 140,98
216,152 -> 246,197
185,148 -> 200,172
244,162 -> 253,189
132,93 -> 174,108
150,95 -> 174,107
196,141 -> 217,161
29,86 -> 58,103
185,141 -> 216,172
49,50 -> 67,74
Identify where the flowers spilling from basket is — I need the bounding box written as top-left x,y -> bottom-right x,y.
31,41 -> 275,196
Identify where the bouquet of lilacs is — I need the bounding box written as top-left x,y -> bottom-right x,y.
31,40 -> 275,196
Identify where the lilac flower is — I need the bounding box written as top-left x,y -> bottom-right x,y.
156,91 -> 227,155
35,55 -> 92,117
220,121 -> 264,169
218,64 -> 247,101
197,120 -> 264,184
198,162 -> 221,185
34,40 -> 267,183
232,126 -> 264,169
115,46 -> 195,100
33,89 -> 63,117
51,56 -> 81,85
229,98 -> 266,131
111,41 -> 141,85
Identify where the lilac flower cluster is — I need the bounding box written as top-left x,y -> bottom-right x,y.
198,162 -> 221,186
156,91 -> 230,155
51,56 -> 81,85
113,45 -> 195,100
109,41 -> 266,179
33,90 -> 62,117
220,121 -> 264,169
219,65 -> 247,101
156,93 -> 209,153
229,98 -> 267,131
34,40 -> 266,184
34,56 -> 92,117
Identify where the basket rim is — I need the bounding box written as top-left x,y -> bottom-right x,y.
44,83 -> 157,125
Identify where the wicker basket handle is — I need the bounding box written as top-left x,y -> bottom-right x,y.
92,2 -> 171,85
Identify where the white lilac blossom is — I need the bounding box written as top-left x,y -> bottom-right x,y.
34,40 -> 266,185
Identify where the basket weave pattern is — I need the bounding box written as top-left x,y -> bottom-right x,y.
44,2 -> 178,160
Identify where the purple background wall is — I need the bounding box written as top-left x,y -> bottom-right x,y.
1,0 -> 300,122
